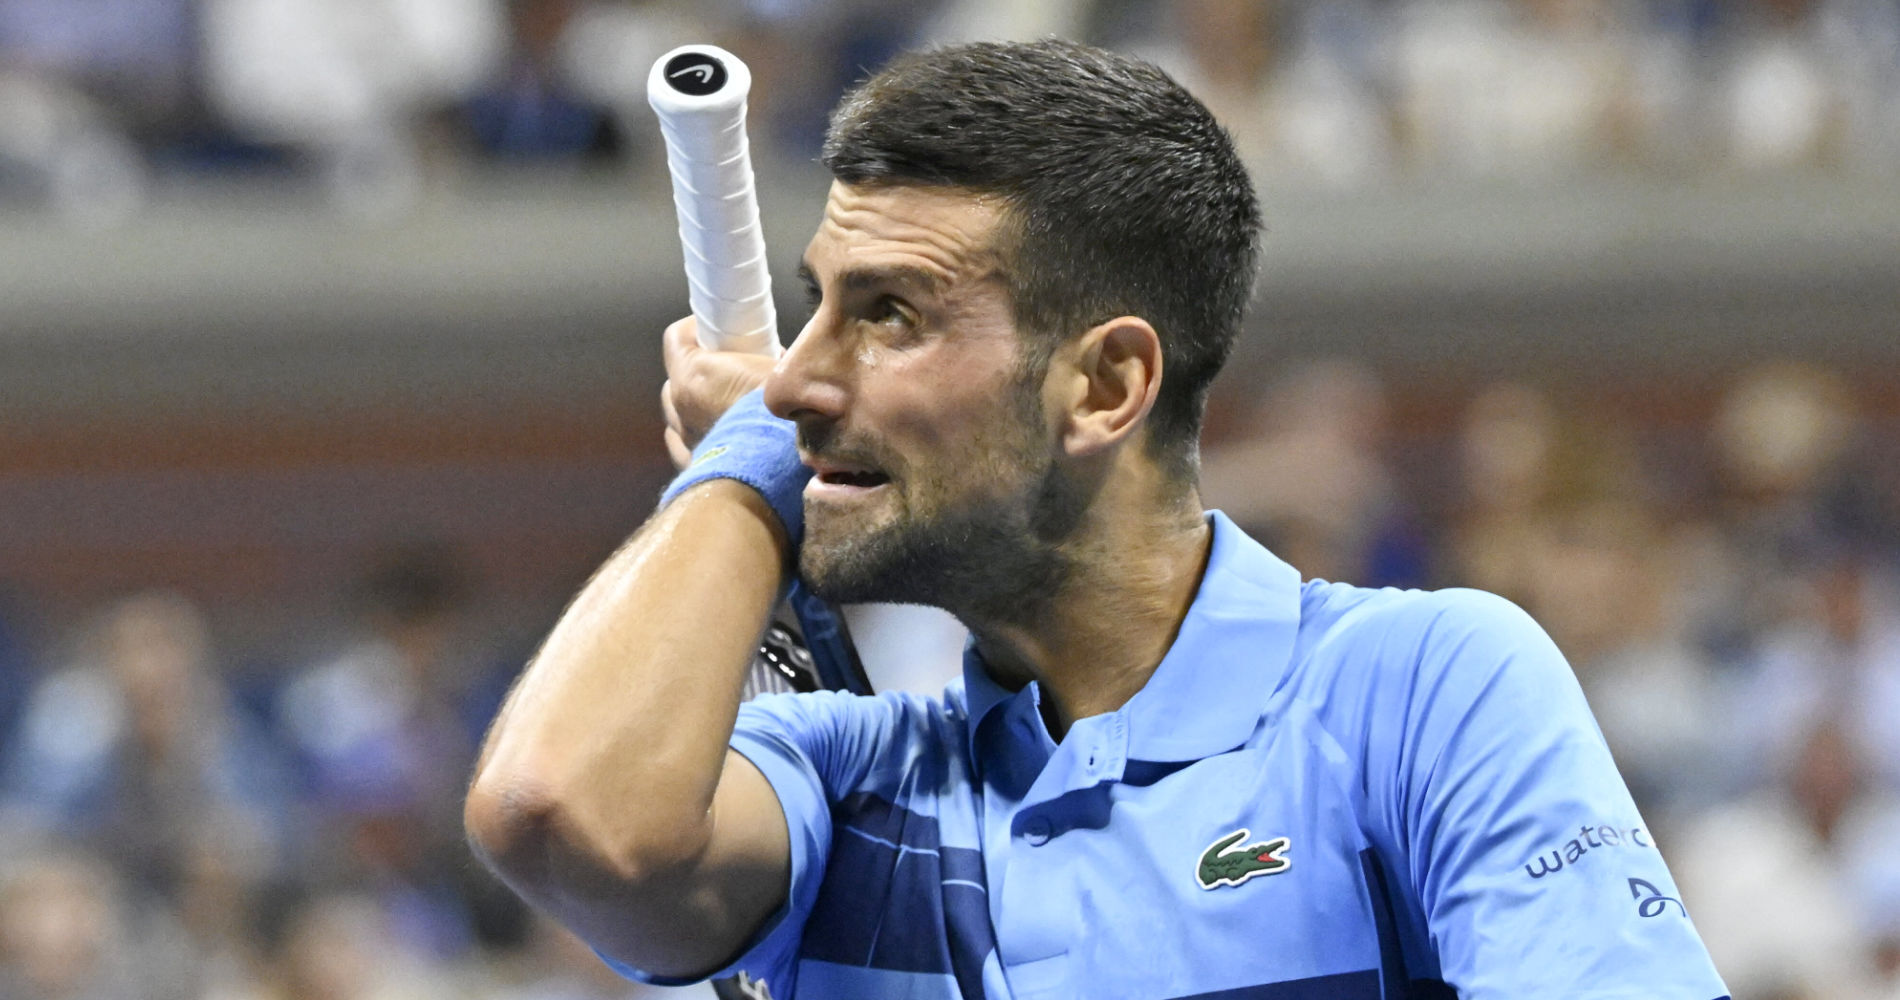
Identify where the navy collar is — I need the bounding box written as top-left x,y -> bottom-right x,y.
961,510 -> 1304,765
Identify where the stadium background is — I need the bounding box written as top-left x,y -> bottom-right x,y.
1,0 -> 1897,997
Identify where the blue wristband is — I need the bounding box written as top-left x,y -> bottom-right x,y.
660,388 -> 809,543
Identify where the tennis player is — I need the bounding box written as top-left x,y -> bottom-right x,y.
467,39 -> 1729,1000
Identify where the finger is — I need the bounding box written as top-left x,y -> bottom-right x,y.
661,316 -> 700,377
661,380 -> 683,438
664,385 -> 702,453
664,426 -> 692,471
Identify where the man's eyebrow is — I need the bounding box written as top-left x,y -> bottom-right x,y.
839,264 -> 945,295
797,260 -> 948,297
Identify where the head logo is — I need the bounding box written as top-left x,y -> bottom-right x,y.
1627,878 -> 1686,919
1196,828 -> 1291,889
665,53 -> 728,96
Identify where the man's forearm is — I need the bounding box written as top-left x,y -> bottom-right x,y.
467,479 -> 788,884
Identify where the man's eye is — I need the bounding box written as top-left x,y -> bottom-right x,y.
870,297 -> 914,328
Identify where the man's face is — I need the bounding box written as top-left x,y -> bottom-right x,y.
763,182 -> 1080,616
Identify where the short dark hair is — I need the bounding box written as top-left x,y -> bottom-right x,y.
822,38 -> 1262,478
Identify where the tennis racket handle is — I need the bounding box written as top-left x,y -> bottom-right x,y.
647,44 -> 780,358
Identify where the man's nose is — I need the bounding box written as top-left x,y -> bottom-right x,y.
763,313 -> 851,426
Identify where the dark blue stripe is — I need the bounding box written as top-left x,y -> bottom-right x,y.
940,844 -> 985,886
1359,848 -> 1408,999
1169,969 -> 1381,1000
940,847 -> 995,999
833,791 -> 941,851
805,794 -> 942,970
801,794 -> 994,998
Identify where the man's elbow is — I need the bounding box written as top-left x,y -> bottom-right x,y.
464,769 -> 731,975
465,773 -> 561,888
463,767 -> 703,897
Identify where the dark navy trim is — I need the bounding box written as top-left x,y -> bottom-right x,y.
1169,969 -> 1381,999
1120,759 -> 1195,787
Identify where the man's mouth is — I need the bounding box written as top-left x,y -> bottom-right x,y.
818,469 -> 890,487
808,461 -> 892,497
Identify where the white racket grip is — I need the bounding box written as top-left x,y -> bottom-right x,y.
648,44 -> 780,357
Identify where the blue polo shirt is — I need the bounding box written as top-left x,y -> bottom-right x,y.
608,511 -> 1729,999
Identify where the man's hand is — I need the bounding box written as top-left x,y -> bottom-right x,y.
661,316 -> 778,469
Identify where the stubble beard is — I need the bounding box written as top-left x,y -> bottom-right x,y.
796,383 -> 1089,626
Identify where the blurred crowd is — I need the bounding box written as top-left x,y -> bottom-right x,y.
0,544 -> 690,998
0,363 -> 1894,997
0,0 -> 1897,222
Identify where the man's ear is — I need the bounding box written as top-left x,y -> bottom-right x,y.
1056,316 -> 1162,458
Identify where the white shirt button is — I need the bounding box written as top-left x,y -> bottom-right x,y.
1023,816 -> 1052,845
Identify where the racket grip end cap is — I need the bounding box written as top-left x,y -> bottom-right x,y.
647,44 -> 752,121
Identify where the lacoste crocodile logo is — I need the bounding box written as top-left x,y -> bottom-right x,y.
1196,828 -> 1291,889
